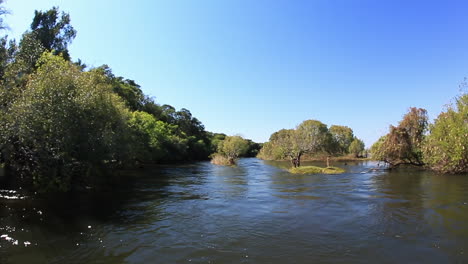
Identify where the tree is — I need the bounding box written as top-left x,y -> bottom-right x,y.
269,129 -> 304,167
96,65 -> 146,111
296,120 -> 333,159
370,135 -> 387,160
128,111 -> 187,163
0,36 -> 16,80
329,125 -> 354,155
29,7 -> 76,60
245,140 -> 262,157
257,119 -> 362,167
349,138 -> 365,158
371,107 -> 428,167
217,136 -> 249,164
0,53 -> 131,192
423,94 -> 468,173
208,132 -> 226,152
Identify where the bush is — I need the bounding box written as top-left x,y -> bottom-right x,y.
423,94 -> 468,174
210,154 -> 234,166
0,53 -> 131,192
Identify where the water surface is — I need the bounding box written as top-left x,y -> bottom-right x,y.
1,158 -> 468,263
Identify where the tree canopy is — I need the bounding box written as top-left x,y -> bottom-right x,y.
0,6 -> 260,192
371,107 -> 428,167
258,119 -> 365,167
423,94 -> 468,173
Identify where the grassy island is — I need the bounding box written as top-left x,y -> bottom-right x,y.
289,166 -> 346,175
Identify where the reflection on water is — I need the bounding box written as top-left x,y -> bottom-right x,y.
1,158 -> 468,263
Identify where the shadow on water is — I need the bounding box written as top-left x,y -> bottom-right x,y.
0,163 -> 211,264
1,159 -> 468,263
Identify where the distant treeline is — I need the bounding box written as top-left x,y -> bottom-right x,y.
258,121 -> 365,167
0,6 -> 259,192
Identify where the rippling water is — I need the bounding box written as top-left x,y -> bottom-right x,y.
1,158 -> 468,263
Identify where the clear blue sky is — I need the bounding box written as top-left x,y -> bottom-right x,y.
4,0 -> 468,147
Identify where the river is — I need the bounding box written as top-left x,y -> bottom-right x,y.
1,158 -> 468,263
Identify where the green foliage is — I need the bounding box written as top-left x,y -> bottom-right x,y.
0,6 -> 242,192
218,136 -> 249,160
370,135 -> 387,160
268,129 -> 303,163
371,107 -> 428,167
329,125 -> 354,154
129,111 -> 183,162
1,52 -> 130,192
423,94 -> 468,173
0,36 -> 16,80
257,141 -> 284,160
296,120 -> 332,154
211,135 -> 251,165
209,132 -> 226,153
258,119 -> 356,167
96,65 -> 145,111
289,166 -> 345,175
30,6 -> 76,60
245,140 -> 262,157
349,138 -> 365,158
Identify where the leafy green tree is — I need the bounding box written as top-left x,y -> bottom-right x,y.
423,94 -> 468,173
297,120 -> 333,155
258,120 -> 361,167
245,140 -> 262,157
269,129 -> 304,167
1,53 -> 131,192
370,135 -> 387,160
329,125 -> 354,155
217,135 -> 249,164
0,36 -> 16,80
349,138 -> 365,158
30,7 -> 76,60
208,132 -> 226,152
128,111 -> 187,163
96,65 -> 146,111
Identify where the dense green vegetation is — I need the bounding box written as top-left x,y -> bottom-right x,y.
257,120 -> 365,167
371,94 -> 467,174
423,94 -> 468,173
0,3 -> 466,194
0,6 -> 261,192
210,135 -> 252,166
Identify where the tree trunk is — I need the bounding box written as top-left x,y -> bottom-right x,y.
290,158 -> 296,168
326,156 -> 330,167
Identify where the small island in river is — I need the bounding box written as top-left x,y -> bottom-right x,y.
289,166 -> 346,175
